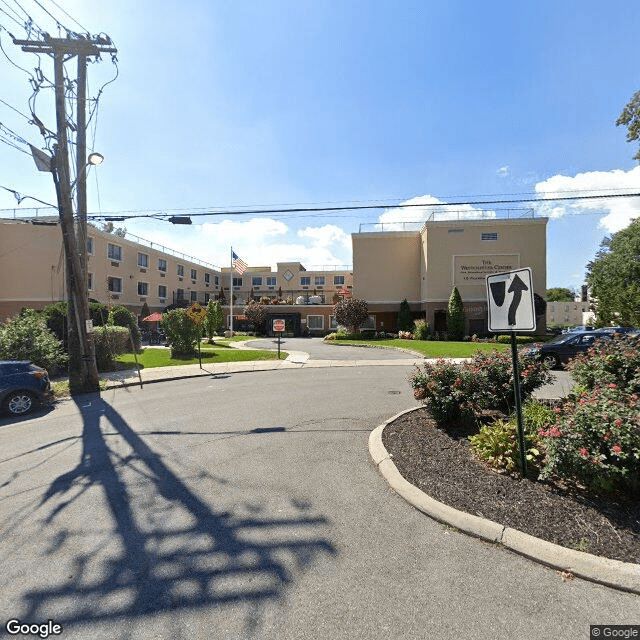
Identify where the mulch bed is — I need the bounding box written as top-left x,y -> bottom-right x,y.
382,407 -> 640,564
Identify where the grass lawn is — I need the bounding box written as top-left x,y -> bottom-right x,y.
116,345 -> 287,369
326,338 -> 510,358
204,335 -> 261,346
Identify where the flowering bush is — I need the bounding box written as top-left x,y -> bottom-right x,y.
408,351 -> 551,426
398,331 -> 414,340
413,320 -> 430,340
539,335 -> 640,493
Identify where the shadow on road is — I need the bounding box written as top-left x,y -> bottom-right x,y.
15,394 -> 336,637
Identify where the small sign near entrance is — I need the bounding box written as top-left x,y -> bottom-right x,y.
486,268 -> 536,332
186,302 -> 207,325
273,318 -> 286,332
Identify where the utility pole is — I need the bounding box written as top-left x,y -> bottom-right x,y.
14,34 -> 117,394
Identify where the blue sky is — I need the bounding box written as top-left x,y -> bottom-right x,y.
1,1 -> 639,289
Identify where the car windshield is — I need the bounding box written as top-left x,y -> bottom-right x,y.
548,334 -> 576,344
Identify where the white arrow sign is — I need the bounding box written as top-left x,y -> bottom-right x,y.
486,268 -> 536,332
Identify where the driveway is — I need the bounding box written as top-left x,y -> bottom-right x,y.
248,336 -> 423,360
0,366 -> 633,640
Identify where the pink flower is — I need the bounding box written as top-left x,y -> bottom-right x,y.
554,407 -> 562,414
612,445 -> 622,454
614,419 -> 623,427
608,383 -> 618,389
521,370 -> 529,377
548,426 -> 562,438
603,431 -> 611,441
579,448 -> 589,458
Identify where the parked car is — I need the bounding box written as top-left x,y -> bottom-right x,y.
0,361 -> 52,416
599,325 -> 638,335
522,331 -> 612,369
561,325 -> 594,334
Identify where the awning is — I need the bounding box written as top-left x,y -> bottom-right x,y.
142,312 -> 163,322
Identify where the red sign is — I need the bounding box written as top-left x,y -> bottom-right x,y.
273,319 -> 285,332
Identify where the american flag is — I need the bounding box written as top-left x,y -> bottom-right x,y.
232,250 -> 248,275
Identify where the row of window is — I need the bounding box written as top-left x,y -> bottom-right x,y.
234,275 -> 345,287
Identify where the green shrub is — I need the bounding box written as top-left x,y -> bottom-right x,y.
413,319 -> 430,340
89,302 -> 109,327
469,418 -> 544,475
446,287 -> 465,341
161,309 -> 200,356
397,299 -> 412,331
0,309 -> 68,375
42,301 -> 68,346
109,305 -> 141,350
496,334 -> 539,344
205,300 -> 224,338
409,350 -> 552,426
93,325 -> 130,371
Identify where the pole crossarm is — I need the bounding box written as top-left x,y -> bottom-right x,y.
13,36 -> 117,57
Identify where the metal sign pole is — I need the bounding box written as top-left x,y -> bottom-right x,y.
510,330 -> 527,477
277,333 -> 281,359
198,325 -> 202,369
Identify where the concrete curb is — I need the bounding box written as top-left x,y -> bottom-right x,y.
369,407 -> 640,594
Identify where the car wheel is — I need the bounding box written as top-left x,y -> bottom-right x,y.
542,354 -> 560,369
3,391 -> 36,416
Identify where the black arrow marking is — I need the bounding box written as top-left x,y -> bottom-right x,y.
507,274 -> 528,325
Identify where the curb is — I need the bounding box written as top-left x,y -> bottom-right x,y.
369,407 -> 640,594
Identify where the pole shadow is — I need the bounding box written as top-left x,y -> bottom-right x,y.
13,394 -> 336,637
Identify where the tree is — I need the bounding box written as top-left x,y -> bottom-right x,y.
205,300 -> 224,338
446,286 -> 465,341
586,220 -> 640,326
243,300 -> 268,334
397,298 -> 412,331
333,297 -> 369,334
161,309 -> 200,356
101,221 -> 127,237
616,90 -> 640,161
546,287 -> 575,302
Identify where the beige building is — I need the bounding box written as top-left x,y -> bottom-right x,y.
0,218 -> 352,336
546,300 -> 594,328
352,217 -> 548,335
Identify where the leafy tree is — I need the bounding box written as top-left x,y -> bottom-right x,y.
161,309 -> 200,356
333,297 -> 369,334
586,219 -> 640,326
446,286 -> 465,341
41,301 -> 68,346
242,300 -> 268,334
616,90 -> 640,161
109,305 -> 141,351
546,287 -> 575,302
397,298 -> 412,331
0,309 -> 68,374
101,221 -> 127,237
205,300 -> 224,338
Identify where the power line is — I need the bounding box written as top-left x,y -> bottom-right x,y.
44,0 -> 88,33
0,95 -> 30,120
82,191 -> 640,222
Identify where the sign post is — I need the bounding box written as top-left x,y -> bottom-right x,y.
186,302 -> 207,369
273,318 -> 285,359
486,268 -> 536,477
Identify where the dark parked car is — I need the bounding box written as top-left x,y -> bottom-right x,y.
599,325 -> 638,335
522,331 -> 612,369
0,361 -> 52,416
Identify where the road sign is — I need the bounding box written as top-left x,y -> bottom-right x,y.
486,268 -> 536,332
186,302 -> 207,325
273,318 -> 285,332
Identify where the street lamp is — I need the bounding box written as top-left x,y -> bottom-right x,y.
87,152 -> 104,165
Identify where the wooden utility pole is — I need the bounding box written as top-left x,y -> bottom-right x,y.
14,35 -> 117,393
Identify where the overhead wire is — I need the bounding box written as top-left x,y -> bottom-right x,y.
44,0 -> 88,33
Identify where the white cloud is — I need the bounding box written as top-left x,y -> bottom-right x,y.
534,166 -> 640,232
378,194 -> 496,230
497,165 -> 509,176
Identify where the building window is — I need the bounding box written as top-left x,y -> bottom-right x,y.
177,264 -> 184,277
300,276 -> 311,286
214,275 -> 219,285
233,277 -> 243,287
88,272 -> 94,291
252,276 -> 263,287
87,237 -> 94,255
158,285 -> 167,298
138,252 -> 149,268
191,268 -> 197,280
177,288 -> 184,299
108,276 -> 122,293
204,293 -> 210,303
481,232 -> 498,241
190,291 -> 198,301
315,276 -> 325,286
138,282 -> 148,296
158,258 -> 167,272
266,276 -> 276,286
329,315 -> 338,329
107,243 -> 122,261
204,273 -> 210,284
360,315 -> 376,330
307,315 -> 324,330
333,275 -> 345,286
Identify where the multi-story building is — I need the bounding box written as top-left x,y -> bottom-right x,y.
0,218 -> 352,335
546,300 -> 595,328
352,216 -> 548,336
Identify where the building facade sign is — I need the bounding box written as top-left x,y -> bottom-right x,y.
454,254 -> 520,286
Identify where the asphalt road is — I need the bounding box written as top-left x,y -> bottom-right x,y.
0,366 -> 635,640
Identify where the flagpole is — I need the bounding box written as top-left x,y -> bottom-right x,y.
230,246 -> 233,335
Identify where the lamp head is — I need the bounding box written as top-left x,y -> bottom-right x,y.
88,152 -> 104,166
